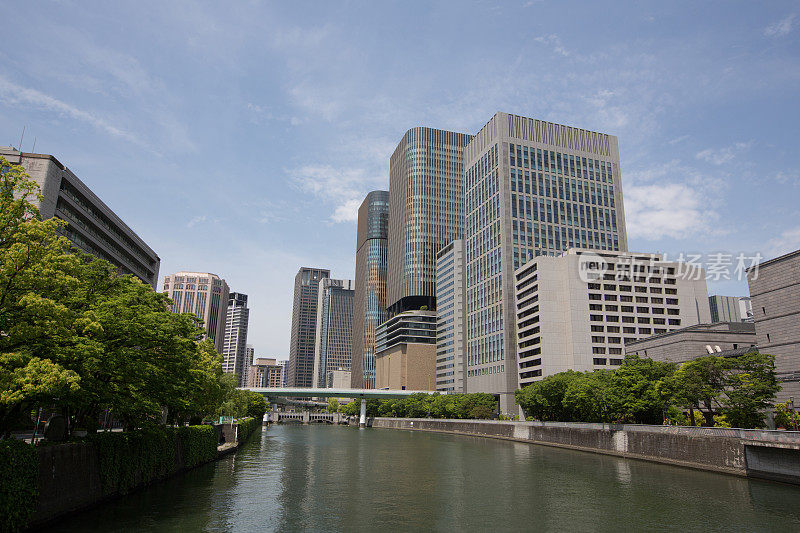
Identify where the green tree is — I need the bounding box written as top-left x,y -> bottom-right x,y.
670,356 -> 727,426
609,356 -> 676,424
515,370 -> 582,421
327,397 -> 339,413
563,370 -> 616,423
246,391 -> 267,420
722,352 -> 779,429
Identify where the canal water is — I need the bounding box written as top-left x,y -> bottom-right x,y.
51,424 -> 800,532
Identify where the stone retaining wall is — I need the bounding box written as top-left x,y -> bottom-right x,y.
371,418 -> 800,483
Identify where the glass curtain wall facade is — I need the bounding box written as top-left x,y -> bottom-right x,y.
313,278 -> 355,388
463,112 -> 628,411
387,127 -> 472,316
352,191 -> 389,389
287,267 -> 330,387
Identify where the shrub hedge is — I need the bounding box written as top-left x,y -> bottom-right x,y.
236,417 -> 260,443
0,439 -> 38,532
89,425 -> 218,495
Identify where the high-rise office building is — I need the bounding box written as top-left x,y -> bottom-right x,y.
352,191 -> 389,389
463,112 -> 628,411
313,278 -> 355,388
222,292 -> 250,387
163,272 -> 229,353
287,267 -> 330,387
2,146 -> 160,287
709,295 -> 743,323
387,127 -> 472,316
246,345 -> 255,367
435,240 -> 467,392
514,249 -> 711,387
747,249 -> 800,403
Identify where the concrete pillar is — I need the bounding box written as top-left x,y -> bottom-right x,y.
359,399 -> 367,428
303,411 -> 310,424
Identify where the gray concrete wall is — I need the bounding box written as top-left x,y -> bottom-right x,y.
371,418 -> 800,483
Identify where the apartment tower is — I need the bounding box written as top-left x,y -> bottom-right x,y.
313,278 -> 355,388
222,292 -> 250,387
351,191 -> 389,389
287,267 -> 330,387
463,112 -> 628,411
387,127 -> 472,316
162,272 -> 230,353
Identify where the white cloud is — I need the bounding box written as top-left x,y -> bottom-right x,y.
624,182 -> 714,240
291,164 -> 384,224
766,226 -> 800,258
0,75 -> 143,146
695,141 -> 752,165
186,215 -> 207,228
534,34 -> 570,57
764,14 -> 796,37
623,160 -> 725,240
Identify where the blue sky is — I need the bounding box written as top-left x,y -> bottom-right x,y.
2,1 -> 798,360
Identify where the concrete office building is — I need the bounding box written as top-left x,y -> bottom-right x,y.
246,345 -> 255,367
709,295 -> 743,323
327,369 -> 352,389
163,272 -> 229,353
387,128 -> 472,316
1,146 -> 160,287
248,358 -> 284,388
287,267 -> 330,387
747,249 -> 800,403
278,360 -> 288,388
374,310 -> 437,390
435,240 -> 467,392
513,249 -> 710,388
464,113 -> 629,411
625,322 -> 757,364
313,278 -> 355,388
352,191 -> 389,389
222,292 -> 250,387
739,296 -> 754,323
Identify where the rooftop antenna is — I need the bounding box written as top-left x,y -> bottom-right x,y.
18,125 -> 26,151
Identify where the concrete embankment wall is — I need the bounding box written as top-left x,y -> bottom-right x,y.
30,421 -> 258,529
371,418 -> 800,484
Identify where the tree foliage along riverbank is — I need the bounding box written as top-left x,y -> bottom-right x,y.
0,156 -> 261,437
515,353 -> 779,428
340,393 -> 498,419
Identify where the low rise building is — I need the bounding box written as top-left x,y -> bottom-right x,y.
625,322 -> 757,364
2,146 -> 160,287
374,310 -> 437,390
747,249 -> 800,403
513,249 -> 711,387
248,358 -> 285,388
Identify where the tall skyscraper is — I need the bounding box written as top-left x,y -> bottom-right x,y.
313,278 -> 355,388
387,127 -> 472,316
463,112 -> 628,411
435,240 -> 467,392
287,267 -> 330,387
352,191 -> 389,389
163,272 -> 230,353
222,292 -> 250,387
2,146 -> 160,287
